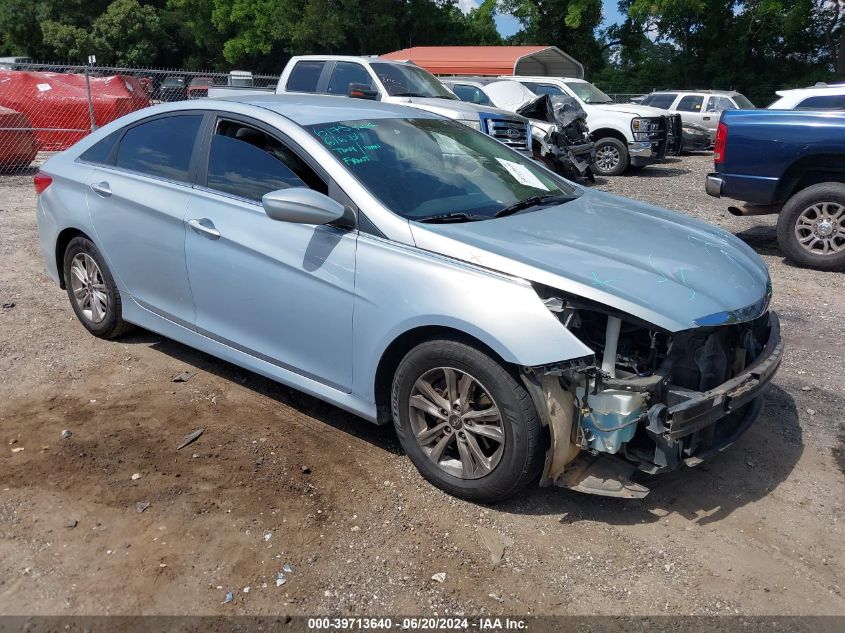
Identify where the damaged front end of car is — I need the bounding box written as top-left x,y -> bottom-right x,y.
520,285 -> 783,499
516,94 -> 596,182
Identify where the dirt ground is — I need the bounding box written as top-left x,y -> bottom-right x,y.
0,153 -> 842,617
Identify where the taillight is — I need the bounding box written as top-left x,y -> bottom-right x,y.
713,122 -> 727,164
33,170 -> 52,195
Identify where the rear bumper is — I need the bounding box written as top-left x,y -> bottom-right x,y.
705,171 -> 781,205
705,174 -> 723,197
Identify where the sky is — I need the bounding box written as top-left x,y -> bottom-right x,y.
457,0 -> 625,38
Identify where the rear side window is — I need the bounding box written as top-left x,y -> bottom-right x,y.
286,61 -> 325,93
520,82 -> 564,97
205,120 -> 327,202
707,96 -> 736,112
796,94 -> 845,110
644,93 -> 677,109
676,95 -> 704,112
327,62 -> 372,95
115,115 -> 202,181
79,130 -> 120,165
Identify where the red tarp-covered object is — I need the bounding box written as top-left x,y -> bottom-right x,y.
0,106 -> 38,169
0,71 -> 151,151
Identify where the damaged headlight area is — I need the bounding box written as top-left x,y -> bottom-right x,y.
523,284 -> 783,498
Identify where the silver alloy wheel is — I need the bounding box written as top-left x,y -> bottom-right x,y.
408,367 -> 505,479
794,201 -> 845,256
69,253 -> 108,324
595,144 -> 620,172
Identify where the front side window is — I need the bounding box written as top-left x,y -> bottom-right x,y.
307,118 -> 576,222
115,115 -> 202,181
562,81 -> 613,104
676,95 -> 704,112
644,93 -> 678,109
520,82 -> 564,97
205,120 -> 326,202
451,84 -> 492,106
286,61 -> 325,93
707,96 -> 737,112
327,62 -> 373,95
370,62 -> 455,99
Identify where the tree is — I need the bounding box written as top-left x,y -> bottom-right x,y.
501,0 -> 604,74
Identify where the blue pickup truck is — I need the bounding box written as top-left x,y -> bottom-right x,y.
705,109 -> 845,270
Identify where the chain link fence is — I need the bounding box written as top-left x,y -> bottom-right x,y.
0,61 -> 278,174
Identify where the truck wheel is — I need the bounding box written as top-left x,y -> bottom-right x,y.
391,338 -> 544,503
777,183 -> 845,270
592,138 -> 629,177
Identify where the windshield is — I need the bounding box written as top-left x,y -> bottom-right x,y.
563,81 -> 613,104
733,94 -> 756,109
370,62 -> 457,99
306,118 -> 576,222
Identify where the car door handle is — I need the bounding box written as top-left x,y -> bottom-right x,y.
188,218 -> 221,240
703,116 -> 711,120
90,182 -> 111,197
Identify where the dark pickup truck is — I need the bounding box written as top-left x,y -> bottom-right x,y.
705,109 -> 845,270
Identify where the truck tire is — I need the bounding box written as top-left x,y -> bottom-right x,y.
391,338 -> 544,503
777,183 -> 845,270
592,137 -> 629,177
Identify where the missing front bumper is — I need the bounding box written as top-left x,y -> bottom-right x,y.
523,312 -> 783,498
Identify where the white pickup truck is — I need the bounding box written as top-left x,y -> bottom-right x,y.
495,76 -> 680,176
210,56 -> 532,156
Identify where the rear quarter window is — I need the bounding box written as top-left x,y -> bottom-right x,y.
286,61 -> 325,93
79,130 -> 121,165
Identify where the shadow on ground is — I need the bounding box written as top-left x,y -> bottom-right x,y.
120,329 -> 403,457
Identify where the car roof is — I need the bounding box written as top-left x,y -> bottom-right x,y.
213,93 -> 440,126
774,85 -> 845,96
650,89 -> 741,97
291,54 -> 409,66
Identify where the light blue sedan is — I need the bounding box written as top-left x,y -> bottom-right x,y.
34,95 -> 782,502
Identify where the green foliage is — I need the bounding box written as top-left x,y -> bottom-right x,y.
0,0 -> 839,105
597,0 -> 840,104
502,0 -> 604,73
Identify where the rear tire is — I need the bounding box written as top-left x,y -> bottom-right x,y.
592,137 -> 629,176
391,338 -> 544,503
63,236 -> 133,338
777,183 -> 845,271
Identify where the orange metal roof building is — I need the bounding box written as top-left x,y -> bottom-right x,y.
380,46 -> 584,78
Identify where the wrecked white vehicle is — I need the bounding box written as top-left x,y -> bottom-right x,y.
445,78 -> 596,181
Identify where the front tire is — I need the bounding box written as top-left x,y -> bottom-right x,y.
391,338 -> 544,503
63,236 -> 133,338
777,183 -> 845,270
592,137 -> 629,176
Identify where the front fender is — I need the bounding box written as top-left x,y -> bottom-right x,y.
352,234 -> 593,403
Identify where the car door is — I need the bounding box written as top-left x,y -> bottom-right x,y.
86,112 -> 204,327
701,96 -> 734,133
184,115 -> 356,390
675,94 -> 706,127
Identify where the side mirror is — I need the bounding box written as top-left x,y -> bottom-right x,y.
262,188 -> 345,225
348,83 -> 379,100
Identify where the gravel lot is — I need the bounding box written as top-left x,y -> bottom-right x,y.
0,153 -> 842,616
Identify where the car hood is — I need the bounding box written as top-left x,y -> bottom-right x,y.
591,103 -> 670,117
393,96 -> 524,121
409,189 -> 770,332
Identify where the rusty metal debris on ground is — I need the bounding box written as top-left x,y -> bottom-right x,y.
176,428 -> 204,450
